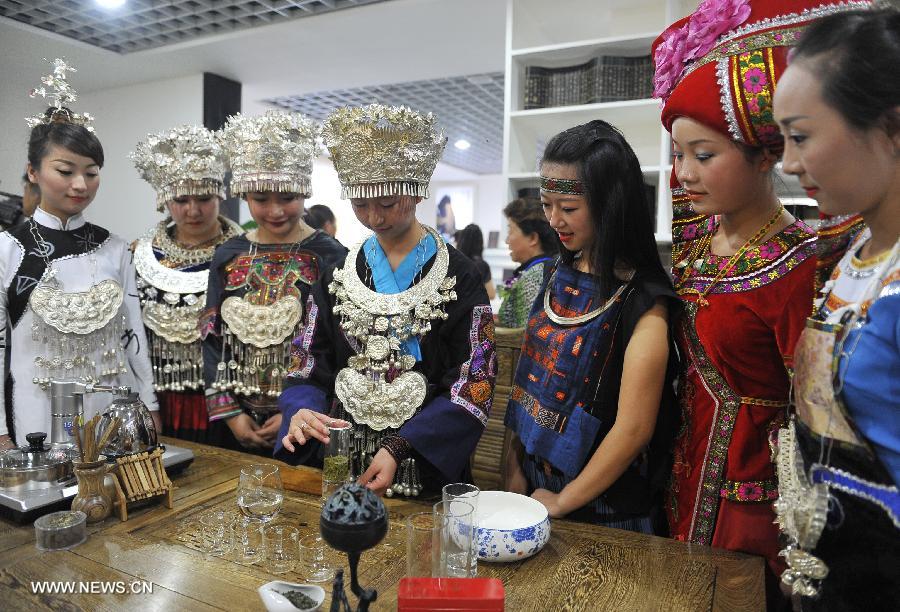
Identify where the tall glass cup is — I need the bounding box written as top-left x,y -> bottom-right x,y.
406,511 -> 446,577
432,500 -> 475,578
322,423 -> 352,503
442,483 -> 480,576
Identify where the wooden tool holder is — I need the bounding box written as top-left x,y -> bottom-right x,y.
110,448 -> 174,521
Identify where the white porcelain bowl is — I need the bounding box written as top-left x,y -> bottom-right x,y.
258,581 -> 325,612
475,491 -> 551,562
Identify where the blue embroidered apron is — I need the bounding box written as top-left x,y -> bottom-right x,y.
505,262 -> 630,479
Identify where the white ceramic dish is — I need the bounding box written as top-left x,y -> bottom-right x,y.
474,491 -> 551,562
258,581 -> 325,612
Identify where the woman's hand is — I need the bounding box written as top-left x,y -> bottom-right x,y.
256,413 -> 282,443
227,413 -> 273,449
531,488 -> 568,519
358,448 -> 398,497
280,409 -> 350,452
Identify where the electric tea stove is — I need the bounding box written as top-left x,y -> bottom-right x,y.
0,444 -> 194,523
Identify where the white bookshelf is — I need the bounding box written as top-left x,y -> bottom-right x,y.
503,0 -> 700,245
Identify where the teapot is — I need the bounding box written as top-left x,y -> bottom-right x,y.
97,389 -> 158,458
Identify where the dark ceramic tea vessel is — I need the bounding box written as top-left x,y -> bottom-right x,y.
319,483 -> 388,612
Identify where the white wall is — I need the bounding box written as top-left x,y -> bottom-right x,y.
4,73 -> 204,241
77,75 -> 204,241
0,83 -> 38,197
423,171 -> 512,281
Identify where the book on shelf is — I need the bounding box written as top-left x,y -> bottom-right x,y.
523,55 -> 653,109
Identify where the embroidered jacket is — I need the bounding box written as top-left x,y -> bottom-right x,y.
668,202 -> 817,569
201,231 -> 347,422
0,208 -> 156,442
276,241 -> 496,489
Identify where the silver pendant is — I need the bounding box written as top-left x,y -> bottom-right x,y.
335,368 -> 427,431
29,278 -> 123,334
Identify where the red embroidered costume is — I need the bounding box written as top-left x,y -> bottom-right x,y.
652,0 -> 867,581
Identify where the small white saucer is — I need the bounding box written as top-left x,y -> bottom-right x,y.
258,581 -> 326,612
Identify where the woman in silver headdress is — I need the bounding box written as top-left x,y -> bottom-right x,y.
130,125 -> 242,442
278,104 -> 496,498
201,111 -> 346,454
0,59 -> 158,450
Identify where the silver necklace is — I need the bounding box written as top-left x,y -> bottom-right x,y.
543,265 -> 633,326
331,225 -> 457,430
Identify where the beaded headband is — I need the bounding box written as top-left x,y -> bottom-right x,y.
540,176 -> 585,196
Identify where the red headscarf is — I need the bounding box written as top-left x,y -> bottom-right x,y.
654,0 -> 872,288
654,0 -> 872,154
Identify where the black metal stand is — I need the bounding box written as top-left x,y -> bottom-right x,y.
320,484 -> 388,612
328,563 -> 376,612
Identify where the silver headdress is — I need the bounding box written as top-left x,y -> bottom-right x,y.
25,58 -> 95,132
130,125 -> 227,212
322,104 -> 447,200
218,111 -> 319,199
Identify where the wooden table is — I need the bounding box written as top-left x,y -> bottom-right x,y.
0,438 -> 764,611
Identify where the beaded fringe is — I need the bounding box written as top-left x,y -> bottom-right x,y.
156,179 -> 226,212
31,313 -> 127,389
147,329 -> 203,392
230,176 -> 312,199
211,323 -> 296,397
332,403 -> 422,498
341,180 -> 429,200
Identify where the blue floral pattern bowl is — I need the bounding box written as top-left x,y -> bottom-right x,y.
475,491 -> 550,562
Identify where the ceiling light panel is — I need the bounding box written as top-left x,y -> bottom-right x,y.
0,0 -> 392,54
267,72 -> 505,174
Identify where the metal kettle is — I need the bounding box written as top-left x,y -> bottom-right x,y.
96,389 -> 158,458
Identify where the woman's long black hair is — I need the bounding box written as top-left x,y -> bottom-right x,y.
541,119 -> 669,300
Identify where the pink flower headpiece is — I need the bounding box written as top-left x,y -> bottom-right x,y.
653,0 -> 752,100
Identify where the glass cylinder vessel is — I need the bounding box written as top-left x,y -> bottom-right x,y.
322,423 -> 352,501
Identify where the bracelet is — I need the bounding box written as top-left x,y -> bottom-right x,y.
380,434 -> 412,464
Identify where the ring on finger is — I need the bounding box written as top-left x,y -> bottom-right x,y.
299,422 -> 309,431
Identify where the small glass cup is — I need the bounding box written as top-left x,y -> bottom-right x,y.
299,533 -> 336,583
237,463 -> 284,523
265,524 -> 300,574
322,423 -> 352,503
235,516 -> 265,565
199,509 -> 236,558
432,499 -> 475,578
442,483 -> 480,576
406,511 -> 446,577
